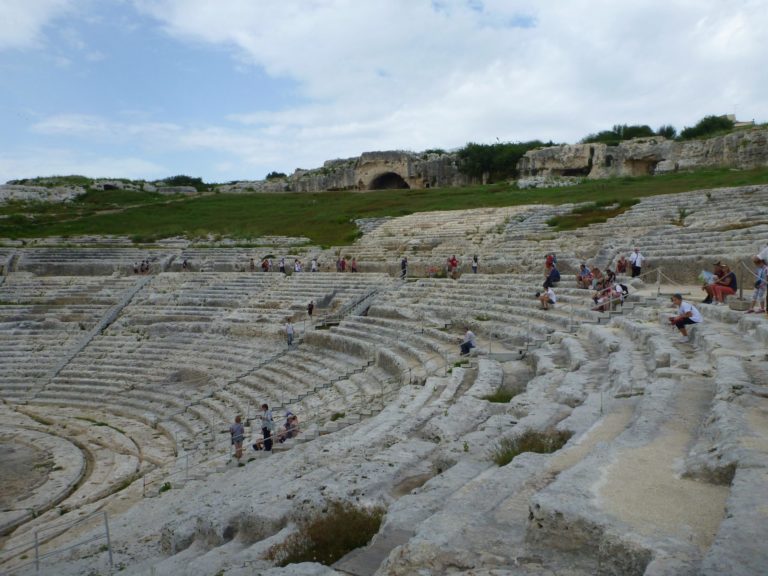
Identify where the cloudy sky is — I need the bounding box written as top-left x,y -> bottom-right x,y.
0,0 -> 765,184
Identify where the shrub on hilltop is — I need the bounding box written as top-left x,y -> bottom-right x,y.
679,115 -> 735,140
457,140 -> 551,182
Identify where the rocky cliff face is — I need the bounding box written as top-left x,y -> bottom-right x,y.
220,150 -> 475,194
518,128 -> 768,179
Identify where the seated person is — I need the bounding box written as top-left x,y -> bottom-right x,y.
278,412 -> 300,443
543,265 -> 560,289
538,286 -> 556,310
669,293 -> 702,343
703,263 -> 737,304
459,327 -> 476,355
576,263 -> 592,289
590,267 -> 604,290
615,255 -> 628,274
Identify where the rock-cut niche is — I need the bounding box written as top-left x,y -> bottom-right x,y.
369,172 -> 410,190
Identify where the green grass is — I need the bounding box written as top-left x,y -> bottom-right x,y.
482,387 -> 519,403
2,167 -> 768,244
491,428 -> 573,466
266,501 -> 385,567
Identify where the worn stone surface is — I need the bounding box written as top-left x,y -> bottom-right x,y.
518,128 -> 768,180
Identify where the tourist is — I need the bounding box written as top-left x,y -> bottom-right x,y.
668,293 -> 702,343
703,263 -> 737,305
629,247 -> 645,278
307,300 -> 314,320
279,411 -> 300,443
543,265 -> 560,289
590,267 -> 604,290
285,320 -> 294,346
249,258 -> 255,272
400,256 -> 408,280
261,258 -> 269,272
268,257 -> 273,272
471,254 -> 478,274
615,255 -> 628,275
538,286 -> 556,310
311,257 -> 318,272
229,415 -> 245,460
255,404 -> 274,452
576,263 -> 592,289
758,245 -> 768,314
747,256 -> 767,313
294,259 -> 302,273
459,327 -> 476,356
350,257 -> 358,273
279,257 -> 286,274
340,257 -> 346,272
447,255 -> 459,278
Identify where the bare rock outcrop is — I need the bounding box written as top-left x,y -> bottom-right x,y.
518,128 -> 768,180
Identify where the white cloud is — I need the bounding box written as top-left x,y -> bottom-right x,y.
0,0 -> 73,50
131,0 -> 767,150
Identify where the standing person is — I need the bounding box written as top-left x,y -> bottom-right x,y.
340,257 -> 347,272
279,257 -> 286,274
259,404 -> 274,452
311,257 -> 318,272
307,300 -> 314,321
758,245 -> 768,315
471,254 -> 479,274
285,320 -> 294,346
447,255 -> 459,278
538,286 -> 557,310
747,256 -> 767,313
629,247 -> 645,278
249,258 -> 255,272
400,256 -> 408,280
229,415 -> 245,460
350,257 -> 358,273
459,327 -> 476,356
669,293 -> 702,343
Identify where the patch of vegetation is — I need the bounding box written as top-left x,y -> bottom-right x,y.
159,482 -> 172,493
330,412 -> 345,422
546,198 -> 640,230
2,167 -> 768,244
490,428 -> 573,466
581,124 -> 656,146
679,115 -> 735,140
266,501 -> 385,567
457,140 -> 553,181
482,387 -> 519,403
266,171 -> 288,180
159,175 -> 207,191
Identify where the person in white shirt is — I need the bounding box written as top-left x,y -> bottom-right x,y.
629,247 -> 645,278
538,286 -> 556,310
669,293 -> 702,343
459,327 -> 476,355
285,321 -> 294,346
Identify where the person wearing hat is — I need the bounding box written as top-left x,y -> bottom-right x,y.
669,293 -> 702,343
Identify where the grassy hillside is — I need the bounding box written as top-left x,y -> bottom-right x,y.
1,167 -> 768,246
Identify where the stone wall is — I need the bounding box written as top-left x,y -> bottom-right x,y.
518,128 -> 768,180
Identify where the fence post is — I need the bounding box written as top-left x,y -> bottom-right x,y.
656,268 -> 661,297
103,512 -> 113,569
185,453 -> 189,481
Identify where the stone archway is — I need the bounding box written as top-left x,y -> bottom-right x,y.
369,172 -> 410,190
